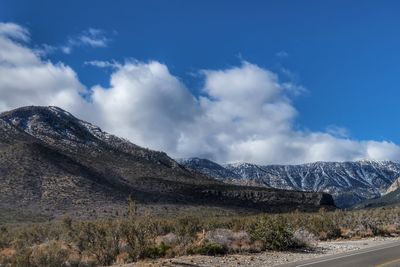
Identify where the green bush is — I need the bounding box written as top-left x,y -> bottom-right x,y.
75,220 -> 122,266
175,216 -> 201,240
248,215 -> 296,251
143,243 -> 171,259
120,219 -> 156,261
307,210 -> 341,240
192,242 -> 227,256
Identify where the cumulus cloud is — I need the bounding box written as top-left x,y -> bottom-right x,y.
1,22 -> 400,165
87,61 -> 400,164
90,61 -> 199,152
0,22 -> 87,113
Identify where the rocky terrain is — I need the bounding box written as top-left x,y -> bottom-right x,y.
0,106 -> 334,218
179,158 -> 400,208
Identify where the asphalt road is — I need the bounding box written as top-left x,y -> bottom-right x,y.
278,240 -> 400,267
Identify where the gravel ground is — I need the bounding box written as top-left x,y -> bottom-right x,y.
114,237 -> 400,267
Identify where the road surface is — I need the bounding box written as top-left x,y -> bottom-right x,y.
278,240 -> 400,267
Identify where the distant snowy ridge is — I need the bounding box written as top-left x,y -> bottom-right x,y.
178,158 -> 400,207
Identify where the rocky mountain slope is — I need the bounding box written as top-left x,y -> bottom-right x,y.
179,158 -> 400,208
355,177 -> 400,209
385,177 -> 400,195
355,188 -> 400,209
176,158 -> 241,180
0,106 -> 334,218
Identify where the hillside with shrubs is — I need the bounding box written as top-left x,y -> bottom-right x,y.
0,106 -> 333,218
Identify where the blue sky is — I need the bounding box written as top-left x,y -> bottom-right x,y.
1,0 -> 400,164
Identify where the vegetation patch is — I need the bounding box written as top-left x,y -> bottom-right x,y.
0,206 -> 399,266
192,242 -> 227,256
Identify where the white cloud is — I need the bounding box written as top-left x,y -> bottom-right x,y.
65,28 -> 110,53
0,22 -> 30,42
90,61 -> 199,152
0,22 -> 87,114
73,28 -> 109,47
34,28 -> 111,56
84,60 -> 120,69
34,44 -> 58,57
88,61 -> 400,164
1,22 -> 400,165
326,125 -> 350,138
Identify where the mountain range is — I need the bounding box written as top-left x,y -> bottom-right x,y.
177,158 -> 400,208
0,106 -> 334,219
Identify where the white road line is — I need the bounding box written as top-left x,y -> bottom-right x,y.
295,242 -> 400,267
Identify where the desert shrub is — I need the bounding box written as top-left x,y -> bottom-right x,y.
120,217 -> 159,261
204,228 -> 251,252
8,247 -> 31,267
0,248 -> 16,266
61,216 -> 74,241
248,215 -> 296,251
307,210 -> 341,240
29,240 -> 69,267
230,231 -> 252,252
142,243 -> 171,259
14,225 -> 48,246
175,216 -> 201,240
0,226 -> 10,249
192,242 -> 227,256
292,228 -> 317,248
75,220 -> 122,266
380,224 -> 400,236
372,224 -> 399,237
204,228 -> 233,247
155,233 -> 178,247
